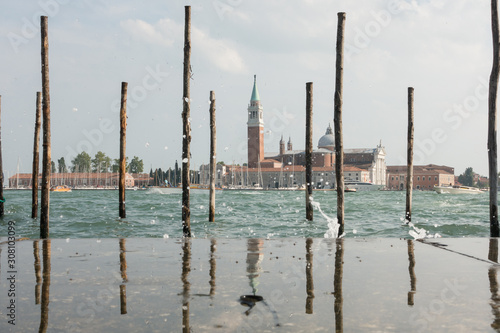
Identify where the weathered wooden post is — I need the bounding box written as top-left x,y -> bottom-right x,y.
182,5 -> 192,237
32,92 -> 42,218
119,82 -> 127,219
209,90 -> 216,222
182,239 -> 191,332
489,0 -> 500,237
305,237 -> 314,314
406,87 -> 414,223
334,12 -> 346,236
40,16 -> 51,238
0,95 -> 3,218
305,82 -> 313,221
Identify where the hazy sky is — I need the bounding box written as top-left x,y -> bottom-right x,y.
0,0 -> 494,178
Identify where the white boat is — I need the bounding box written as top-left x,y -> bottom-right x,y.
434,185 -> 483,194
147,186 -> 182,194
343,181 -> 383,191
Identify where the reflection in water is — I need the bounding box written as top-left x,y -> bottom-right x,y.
119,238 -> 128,315
334,239 -> 343,333
489,238 -> 500,331
305,238 -> 314,314
407,240 -> 417,306
490,238 -> 499,263
39,239 -> 51,333
209,238 -> 216,297
181,239 -> 191,333
34,241 -> 41,305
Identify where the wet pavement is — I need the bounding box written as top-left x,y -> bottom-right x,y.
0,237 -> 499,332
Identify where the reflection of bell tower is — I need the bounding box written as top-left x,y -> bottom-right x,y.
247,75 -> 264,168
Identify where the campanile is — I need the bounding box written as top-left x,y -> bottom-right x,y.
247,75 -> 264,168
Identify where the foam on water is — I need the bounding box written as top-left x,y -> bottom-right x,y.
311,200 -> 344,238
407,221 -> 441,240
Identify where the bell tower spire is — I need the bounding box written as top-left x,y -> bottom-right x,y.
247,75 -> 264,168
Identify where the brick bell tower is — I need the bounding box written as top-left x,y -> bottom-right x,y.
247,75 -> 264,168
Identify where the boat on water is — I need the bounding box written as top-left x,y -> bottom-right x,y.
434,185 -> 483,194
343,181 -> 383,191
147,186 -> 182,194
344,187 -> 357,192
50,185 -> 72,192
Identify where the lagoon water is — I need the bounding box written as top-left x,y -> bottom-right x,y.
0,189 -> 490,239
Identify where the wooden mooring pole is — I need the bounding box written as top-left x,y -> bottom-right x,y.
32,92 -> 42,219
489,0 -> 500,237
182,5 -> 192,237
334,12 -> 346,236
209,91 -> 216,222
305,82 -> 313,221
0,95 -> 3,218
40,16 -> 51,238
406,87 -> 414,223
119,82 -> 128,219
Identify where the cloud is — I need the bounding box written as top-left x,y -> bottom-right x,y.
120,18 -> 175,46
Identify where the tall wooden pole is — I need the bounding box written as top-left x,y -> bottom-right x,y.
209,91 -> 216,222
32,92 -> 42,219
305,82 -> 313,221
334,12 -> 346,236
33,241 -> 41,304
182,6 -> 192,237
119,82 -> 127,219
40,16 -> 51,238
0,95 -> 4,218
489,0 -> 500,237
406,87 -> 414,223
334,239 -> 344,332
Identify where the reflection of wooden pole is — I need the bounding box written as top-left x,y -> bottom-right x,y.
406,87 -> 414,223
34,241 -> 41,304
305,83 -> 313,221
305,238 -> 314,314
32,92 -> 42,219
0,95 -> 3,217
39,239 -> 51,333
490,238 -> 499,263
407,240 -> 417,306
489,266 -> 500,330
334,239 -> 344,332
334,13 -> 346,236
40,16 -> 51,238
489,0 -> 500,237
182,5 -> 192,237
119,82 -> 127,219
119,238 -> 128,315
209,238 -> 216,297
209,91 -> 216,222
182,240 -> 191,333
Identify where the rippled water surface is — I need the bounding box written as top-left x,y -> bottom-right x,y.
0,189 -> 491,239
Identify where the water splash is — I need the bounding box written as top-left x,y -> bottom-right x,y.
407,221 -> 441,239
311,200 -> 344,238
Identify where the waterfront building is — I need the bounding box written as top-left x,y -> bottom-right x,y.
8,172 -> 150,189
386,164 -> 455,191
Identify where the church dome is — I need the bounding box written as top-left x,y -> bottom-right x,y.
318,124 -> 334,150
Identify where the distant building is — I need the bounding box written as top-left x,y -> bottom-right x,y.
199,76 -> 387,189
386,164 -> 455,190
8,172 -> 151,189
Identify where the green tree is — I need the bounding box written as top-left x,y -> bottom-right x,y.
128,156 -> 144,173
58,157 -> 67,173
458,167 -> 474,186
51,160 -> 56,173
92,151 -> 112,173
71,151 -> 91,173
112,157 -> 129,173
